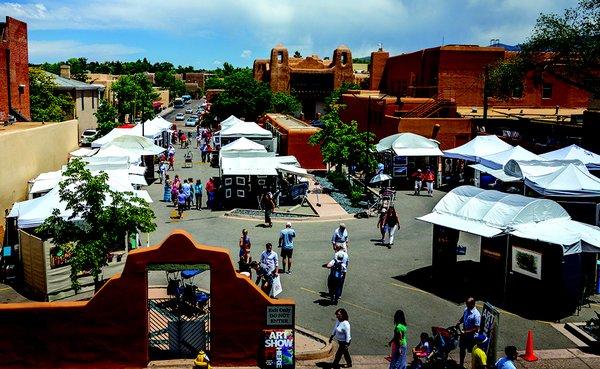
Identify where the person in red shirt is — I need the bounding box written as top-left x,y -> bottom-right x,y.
411,169 -> 424,196
424,168 -> 435,197
205,177 -> 215,210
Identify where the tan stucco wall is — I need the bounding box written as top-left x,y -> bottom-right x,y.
74,90 -> 99,135
0,119 -> 78,225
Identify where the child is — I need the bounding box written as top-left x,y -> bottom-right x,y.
411,332 -> 432,368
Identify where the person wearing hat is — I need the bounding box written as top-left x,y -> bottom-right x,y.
412,169 -> 424,196
323,245 -> 349,304
279,222 -> 296,274
471,332 -> 488,369
331,223 -> 349,251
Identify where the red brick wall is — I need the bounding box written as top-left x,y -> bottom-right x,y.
0,17 -> 30,121
369,50 -> 389,90
0,231 -> 293,368
286,129 -> 325,169
340,95 -> 399,141
380,49 -> 424,97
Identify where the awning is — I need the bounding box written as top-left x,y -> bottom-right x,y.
276,164 -> 313,178
417,212 -> 503,238
469,164 -> 520,182
444,135 -> 513,162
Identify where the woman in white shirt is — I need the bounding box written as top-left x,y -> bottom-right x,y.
329,308 -> 352,368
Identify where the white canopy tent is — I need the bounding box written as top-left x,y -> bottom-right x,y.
443,135 -> 513,162
478,146 -> 543,170
220,121 -> 273,139
504,159 -> 588,179
91,128 -> 134,148
221,154 -> 301,176
104,135 -> 165,156
94,145 -> 141,164
376,132 -> 443,156
220,137 -> 267,153
69,147 -> 97,157
541,144 -> 600,170
417,185 -> 600,254
220,115 -> 246,131
468,164 -> 520,182
525,164 -> 600,197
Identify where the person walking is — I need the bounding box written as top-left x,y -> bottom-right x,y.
331,223 -> 349,251
411,169 -> 423,196
262,192 -> 275,228
177,190 -> 187,218
495,346 -> 518,369
188,177 -> 195,208
167,145 -> 176,171
456,297 -> 482,368
194,179 -> 203,210
423,168 -> 435,197
323,245 -> 348,304
259,243 -> 279,296
387,309 -> 408,369
158,160 -> 167,184
278,222 -> 296,274
377,207 -> 387,243
182,179 -> 192,210
382,207 -> 400,247
239,228 -> 252,268
206,177 -> 215,210
171,179 -> 180,207
329,308 -> 352,369
163,175 -> 172,202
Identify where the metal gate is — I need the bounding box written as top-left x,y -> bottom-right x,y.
149,296 -> 210,358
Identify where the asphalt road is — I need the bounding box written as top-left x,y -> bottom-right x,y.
144,106 -> 595,355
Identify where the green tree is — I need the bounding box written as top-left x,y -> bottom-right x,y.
324,82 -> 360,112
37,158 -> 156,291
155,71 -> 187,99
210,69 -> 272,121
488,0 -> 600,98
112,73 -> 159,122
270,92 -> 302,115
66,57 -> 89,82
205,76 -> 225,90
94,99 -> 119,135
308,107 -> 376,173
29,68 -> 75,122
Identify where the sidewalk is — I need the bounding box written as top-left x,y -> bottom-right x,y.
305,179 -> 349,220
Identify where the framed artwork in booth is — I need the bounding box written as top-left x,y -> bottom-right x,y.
394,156 -> 408,166
237,189 -> 245,198
236,177 -> 246,186
511,247 -> 542,280
224,178 -> 233,186
393,166 -> 408,177
225,188 -> 232,198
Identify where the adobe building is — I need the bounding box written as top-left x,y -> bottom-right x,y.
253,45 -> 355,119
371,45 -> 593,108
0,16 -> 30,121
260,113 -> 325,169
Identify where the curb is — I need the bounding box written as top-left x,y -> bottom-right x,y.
295,326 -> 336,361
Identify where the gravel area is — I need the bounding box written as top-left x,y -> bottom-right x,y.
227,209 -> 318,219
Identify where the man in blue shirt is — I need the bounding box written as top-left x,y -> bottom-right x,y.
456,297 -> 482,368
331,223 -> 349,251
279,222 -> 296,274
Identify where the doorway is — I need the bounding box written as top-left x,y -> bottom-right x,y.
147,263 -> 211,359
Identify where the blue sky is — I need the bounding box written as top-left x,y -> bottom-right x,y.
1,0 -> 578,69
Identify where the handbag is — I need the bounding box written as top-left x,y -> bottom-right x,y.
270,275 -> 283,297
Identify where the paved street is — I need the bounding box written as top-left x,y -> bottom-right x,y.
144,102 -> 600,356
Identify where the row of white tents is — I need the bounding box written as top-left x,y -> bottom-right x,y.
444,135 -> 600,197
92,116 -> 173,148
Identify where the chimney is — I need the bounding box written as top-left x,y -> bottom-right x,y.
60,65 -> 71,79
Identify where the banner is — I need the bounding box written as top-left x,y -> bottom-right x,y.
264,329 -> 294,369
481,302 -> 500,364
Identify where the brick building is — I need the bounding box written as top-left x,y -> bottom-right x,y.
0,16 -> 30,121
371,45 -> 592,108
253,45 -> 355,119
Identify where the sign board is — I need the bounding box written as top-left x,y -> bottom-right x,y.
266,305 -> 294,327
263,329 -> 294,369
481,302 -> 500,364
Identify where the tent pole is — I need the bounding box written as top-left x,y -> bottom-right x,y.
503,235 -> 510,305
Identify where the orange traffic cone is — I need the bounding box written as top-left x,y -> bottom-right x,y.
520,330 -> 539,362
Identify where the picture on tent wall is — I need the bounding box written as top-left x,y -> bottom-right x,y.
236,177 -> 246,186
393,166 -> 407,177
511,247 -> 542,280
224,178 -> 233,186
237,189 -> 245,198
225,188 -> 232,198
394,156 -> 408,165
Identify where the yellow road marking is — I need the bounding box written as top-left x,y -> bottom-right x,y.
300,287 -> 385,317
0,287 -> 11,292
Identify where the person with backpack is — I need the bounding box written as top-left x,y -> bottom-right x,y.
323,245 -> 348,305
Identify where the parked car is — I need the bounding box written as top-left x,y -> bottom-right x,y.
185,108 -> 193,114
185,117 -> 197,127
80,129 -> 98,146
175,113 -> 185,121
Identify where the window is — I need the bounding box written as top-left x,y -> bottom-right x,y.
341,52 -> 348,65
81,91 -> 84,110
92,91 -> 95,109
542,83 -> 552,99
277,51 -> 283,63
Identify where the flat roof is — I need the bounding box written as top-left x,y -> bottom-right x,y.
0,121 -> 61,136
265,113 -> 317,130
457,106 -> 586,123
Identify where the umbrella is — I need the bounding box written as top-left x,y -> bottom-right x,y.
370,173 -> 392,183
106,135 -> 165,156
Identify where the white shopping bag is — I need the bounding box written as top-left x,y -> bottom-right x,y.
271,275 -> 283,297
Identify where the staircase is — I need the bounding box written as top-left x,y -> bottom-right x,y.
402,92 -> 454,118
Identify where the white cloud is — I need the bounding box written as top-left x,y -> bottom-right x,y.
29,40 -> 143,62
240,50 -> 252,58
212,60 -> 223,66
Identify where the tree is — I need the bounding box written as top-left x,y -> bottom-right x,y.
94,99 -> 119,135
324,82 -> 360,112
155,71 -> 187,99
488,0 -> 600,98
210,69 -> 272,121
37,158 -> 156,291
308,107 -> 376,173
112,73 -> 159,122
293,51 -> 302,58
29,68 -> 75,122
270,92 -> 302,116
66,57 -> 89,82
205,76 -> 225,90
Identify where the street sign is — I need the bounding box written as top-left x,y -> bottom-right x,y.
266,305 -> 294,326
482,302 -> 500,364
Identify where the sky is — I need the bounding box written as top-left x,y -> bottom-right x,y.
1,0 -> 579,69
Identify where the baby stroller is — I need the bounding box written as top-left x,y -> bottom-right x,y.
420,326 -> 460,369
184,151 -> 193,168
